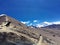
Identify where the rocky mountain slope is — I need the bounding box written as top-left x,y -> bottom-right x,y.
0,14 -> 60,45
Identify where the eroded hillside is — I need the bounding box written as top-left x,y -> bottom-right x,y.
0,14 -> 60,45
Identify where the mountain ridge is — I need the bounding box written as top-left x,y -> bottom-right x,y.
41,24 -> 60,30
0,14 -> 60,45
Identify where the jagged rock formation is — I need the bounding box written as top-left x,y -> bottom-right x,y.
0,14 -> 60,45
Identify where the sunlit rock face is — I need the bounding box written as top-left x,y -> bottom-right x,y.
0,14 -> 34,45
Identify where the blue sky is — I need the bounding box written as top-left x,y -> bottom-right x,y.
0,0 -> 60,27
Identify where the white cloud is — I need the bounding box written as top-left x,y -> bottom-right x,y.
21,21 -> 30,24
36,24 -> 44,27
29,23 -> 33,26
21,20 -> 60,28
35,21 -> 60,27
53,21 -> 60,24
43,21 -> 52,25
33,20 -> 38,22
43,21 -> 60,25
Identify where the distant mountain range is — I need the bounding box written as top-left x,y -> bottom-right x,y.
30,24 -> 60,30
41,24 -> 60,29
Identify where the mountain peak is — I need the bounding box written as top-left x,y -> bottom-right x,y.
0,14 -> 7,17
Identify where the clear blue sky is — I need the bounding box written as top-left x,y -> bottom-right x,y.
0,0 -> 60,22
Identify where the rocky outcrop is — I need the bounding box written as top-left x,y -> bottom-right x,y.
0,32 -> 18,45
0,32 -> 34,45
